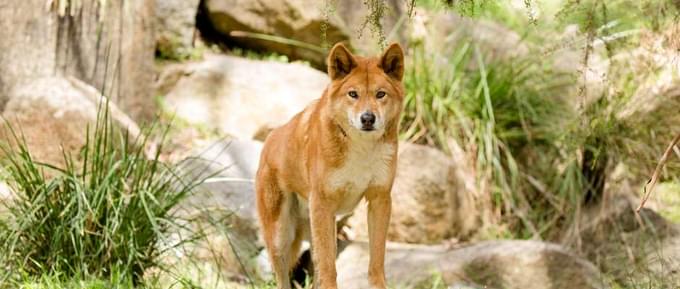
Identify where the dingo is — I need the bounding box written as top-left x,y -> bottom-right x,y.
256,43 -> 405,289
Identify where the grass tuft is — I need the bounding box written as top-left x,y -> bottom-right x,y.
0,101 -> 215,285
401,41 -> 577,238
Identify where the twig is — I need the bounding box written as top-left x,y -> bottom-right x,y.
637,133 -> 680,212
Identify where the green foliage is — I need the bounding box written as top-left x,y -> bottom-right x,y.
155,37 -> 208,62
557,0 -> 680,32
0,103 -> 214,284
411,273 -> 447,289
16,271 -> 139,289
401,41 -> 581,238
401,0 -> 680,241
656,181 -> 680,222
360,0 -> 388,48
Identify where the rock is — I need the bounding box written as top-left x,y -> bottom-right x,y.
201,0 -> 349,67
347,142 -> 485,244
611,24 -> 680,175
334,0 -> 407,56
0,0 -> 157,121
565,194 -> 680,287
337,240 -> 606,289
650,228 -> 680,287
0,77 -> 140,168
545,24 -> 610,108
616,24 -> 680,126
158,53 -> 328,140
155,0 -> 201,59
200,0 -> 405,67
410,10 -> 529,61
170,139 -> 265,280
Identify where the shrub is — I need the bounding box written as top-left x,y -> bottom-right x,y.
0,103 -> 214,285
401,41 -> 576,238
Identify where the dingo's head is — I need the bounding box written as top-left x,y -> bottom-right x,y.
326,43 -> 405,137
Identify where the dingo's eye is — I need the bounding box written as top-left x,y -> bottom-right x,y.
376,91 -> 386,99
348,91 -> 358,99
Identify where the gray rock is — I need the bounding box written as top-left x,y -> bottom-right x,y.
337,240 -> 607,289
1,76 -> 139,168
181,138 -> 262,218
158,53 -> 328,140
201,0 -> 406,67
410,10 -> 529,62
334,0 -> 407,56
347,142 -> 486,244
171,139 -> 265,280
155,0 -> 201,58
203,0 -> 348,67
566,194 -> 680,288
615,26 -> 680,130
0,0 -> 156,121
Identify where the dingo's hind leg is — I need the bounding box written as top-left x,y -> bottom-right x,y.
257,169 -> 296,289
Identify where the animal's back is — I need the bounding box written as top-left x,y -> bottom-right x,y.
258,100 -> 319,198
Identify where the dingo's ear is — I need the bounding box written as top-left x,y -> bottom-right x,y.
380,43 -> 404,81
327,43 -> 357,80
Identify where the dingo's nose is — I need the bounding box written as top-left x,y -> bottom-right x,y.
360,112 -> 376,130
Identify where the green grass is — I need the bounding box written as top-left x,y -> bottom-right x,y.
401,40 -> 578,239
0,102 -> 216,285
401,0 -> 680,239
556,0 -> 680,33
12,1 -> 680,288
156,37 -> 211,62
399,2 -> 680,287
16,271 -> 140,289
654,181 -> 680,222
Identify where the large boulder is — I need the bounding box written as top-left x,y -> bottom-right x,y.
616,24 -> 680,126
334,0 -> 407,55
337,240 -> 606,289
409,9 -> 529,61
564,194 -> 680,288
0,0 -> 156,121
0,77 -> 139,168
155,0 -> 201,59
347,142 -> 486,244
157,53 -> 328,140
409,10 -> 609,107
167,139 -> 265,281
200,0 -> 406,67
201,0 -> 348,67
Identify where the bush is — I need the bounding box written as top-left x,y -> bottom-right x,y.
401,41 -> 577,238
0,103 -> 213,285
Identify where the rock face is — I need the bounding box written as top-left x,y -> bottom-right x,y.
158,53 -> 328,140
155,0 -> 201,58
202,0 -> 348,66
347,142 -> 483,244
410,10 -> 529,61
200,0 -> 406,67
0,77 -> 140,168
616,24 -> 680,128
0,0 -> 156,121
337,240 -> 606,289
566,194 -> 680,288
334,0 -> 406,55
172,139 -> 265,280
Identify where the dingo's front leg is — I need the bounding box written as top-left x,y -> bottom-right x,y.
310,192 -> 338,289
366,187 -> 392,289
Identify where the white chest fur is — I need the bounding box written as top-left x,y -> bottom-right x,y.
327,138 -> 395,214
